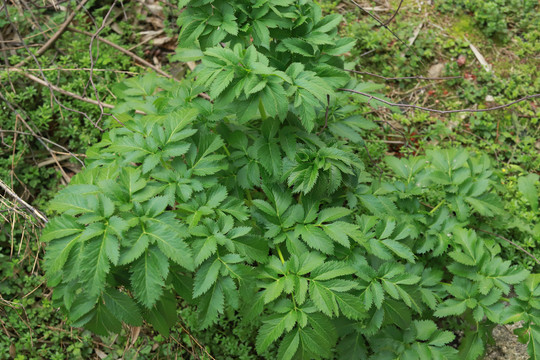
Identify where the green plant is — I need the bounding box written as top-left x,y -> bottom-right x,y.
40,1 -> 540,359
436,0 -> 538,39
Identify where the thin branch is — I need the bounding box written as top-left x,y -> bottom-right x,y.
350,0 -> 412,53
338,88 -> 540,114
476,228 -> 540,266
5,67 -> 148,115
14,0 -> 90,68
348,69 -> 461,81
7,68 -> 115,109
382,0 -> 403,26
68,27 -> 211,101
0,89 -> 84,182
0,129 -> 85,166
67,27 -> 174,80
87,0 -> 118,126
1,67 -> 139,75
0,178 -> 48,225
2,6 -> 104,131
359,49 -> 376,57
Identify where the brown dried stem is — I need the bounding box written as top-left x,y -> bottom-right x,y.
14,0 -> 90,68
348,69 -> 461,81
339,88 -> 540,114
0,178 -> 48,225
67,27 -> 174,80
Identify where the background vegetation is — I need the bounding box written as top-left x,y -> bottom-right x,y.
0,0 -> 538,358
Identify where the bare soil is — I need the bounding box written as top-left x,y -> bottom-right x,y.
486,323 -> 528,360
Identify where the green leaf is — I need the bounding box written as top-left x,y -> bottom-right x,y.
197,281 -> 224,329
131,246 -> 169,308
103,289 -> 143,326
193,237 -> 217,267
49,194 -> 97,215
69,295 -> 98,322
382,299 -> 411,329
233,235 -> 269,263
193,258 -> 222,298
171,47 -> 203,62
118,231 -> 149,265
281,38 -> 314,57
42,215 -> 84,242
43,230 -> 82,276
80,237 -> 110,296
169,271 -> 193,303
252,20 -> 270,47
429,330 -> 456,347
311,261 -> 355,280
325,38 -> 356,55
256,314 -> 290,353
277,329 -> 300,360
458,331 -> 484,360
297,325 -> 333,358
385,156 -> 410,179
103,231 -> 120,265
85,302 -> 122,336
382,239 -> 415,263
527,325 -> 540,359
335,292 -> 366,320
263,279 -> 285,304
310,280 -> 339,316
299,224 -> 334,254
260,82 -> 288,119
434,299 -> 468,317
258,141 -> 282,177
147,220 -> 194,271
315,14 -> 342,33
317,207 -> 351,223
414,320 -> 437,341
465,193 -> 504,217
210,69 -> 235,99
323,221 -> 356,248
144,291 -> 178,336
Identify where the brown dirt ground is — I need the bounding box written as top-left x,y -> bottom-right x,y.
486,323 -> 529,360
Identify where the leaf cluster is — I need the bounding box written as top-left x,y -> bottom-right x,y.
41,1 -> 540,359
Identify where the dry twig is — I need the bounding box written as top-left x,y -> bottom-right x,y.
383,0 -> 404,26
348,69 -> 461,81
7,68 -> 115,109
87,0 -> 119,126
339,88 -> 540,114
476,228 -> 540,266
14,0 -> 90,68
67,27 -> 174,80
0,178 -> 48,225
0,129 -> 85,166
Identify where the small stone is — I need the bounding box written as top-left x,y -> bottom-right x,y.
428,63 -> 445,78
485,95 -> 495,102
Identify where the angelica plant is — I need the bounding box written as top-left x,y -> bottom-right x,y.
42,1 -> 540,359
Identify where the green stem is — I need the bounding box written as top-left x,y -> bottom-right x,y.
245,189 -> 253,207
276,245 -> 285,264
223,144 -> 231,157
259,99 -> 267,120
429,200 -> 445,214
